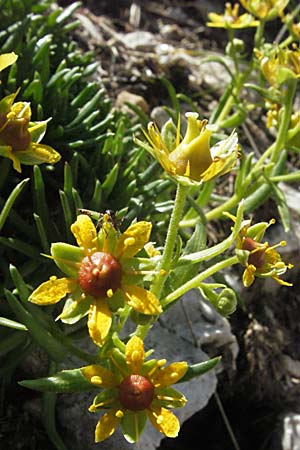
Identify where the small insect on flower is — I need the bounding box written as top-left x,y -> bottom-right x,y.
78,208 -> 123,231
97,209 -> 123,231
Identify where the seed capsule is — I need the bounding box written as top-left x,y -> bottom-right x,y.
118,374 -> 155,411
78,251 -> 122,297
242,237 -> 266,268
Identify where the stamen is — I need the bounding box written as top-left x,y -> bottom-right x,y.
91,375 -> 103,385
106,288 -> 114,298
91,397 -> 116,409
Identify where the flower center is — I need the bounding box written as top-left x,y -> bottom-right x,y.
0,115 -> 31,151
118,374 -> 155,411
78,252 -> 122,297
242,237 -> 266,268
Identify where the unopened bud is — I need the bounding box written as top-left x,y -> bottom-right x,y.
214,288 -> 237,316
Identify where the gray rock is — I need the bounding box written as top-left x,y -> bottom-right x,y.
122,31 -> 158,50
282,413 -> 300,450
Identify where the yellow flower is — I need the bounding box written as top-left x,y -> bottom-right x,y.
81,336 -> 187,443
0,92 -> 61,172
234,218 -> 293,287
256,44 -> 300,87
0,52 -> 18,73
29,214 -> 162,346
135,112 -> 239,185
239,0 -> 289,21
207,3 -> 258,29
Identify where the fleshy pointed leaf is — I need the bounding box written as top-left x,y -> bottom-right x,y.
19,368 -> 97,392
178,357 -> 221,383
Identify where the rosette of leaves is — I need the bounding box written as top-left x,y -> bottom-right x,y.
0,0 -> 171,289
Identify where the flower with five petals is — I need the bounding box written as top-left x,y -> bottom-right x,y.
0,91 -> 60,172
81,336 -> 187,443
135,112 -> 239,185
29,214 -> 162,346
233,216 -> 293,287
207,3 -> 258,29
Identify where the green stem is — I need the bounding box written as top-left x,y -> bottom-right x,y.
214,20 -> 265,128
151,183 -> 189,298
215,92 -> 236,127
270,79 -> 297,164
135,184 -> 188,341
162,255 -> 239,308
254,19 -> 265,49
180,192 -> 239,227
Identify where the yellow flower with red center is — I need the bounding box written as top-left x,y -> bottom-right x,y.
81,335 -> 187,443
0,91 -> 61,172
234,217 -> 293,287
29,214 -> 162,346
207,3 -> 258,29
239,0 -> 289,21
135,112 -> 239,185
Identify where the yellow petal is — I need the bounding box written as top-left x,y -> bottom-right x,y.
0,145 -> 22,172
0,52 -> 18,72
95,409 -> 121,442
81,365 -> 117,388
123,285 -> 162,315
87,301 -> 112,346
150,362 -> 188,388
115,222 -> 152,259
71,214 -> 98,252
243,265 -> 256,287
29,277 -> 74,305
17,143 -> 61,166
147,407 -> 180,438
125,336 -> 145,373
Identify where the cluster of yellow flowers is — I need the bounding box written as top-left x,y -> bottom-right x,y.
207,0 -> 289,28
2,7 -> 295,440
28,114 -> 292,442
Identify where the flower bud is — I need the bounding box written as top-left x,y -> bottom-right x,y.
226,38 -> 245,57
212,288 -> 237,316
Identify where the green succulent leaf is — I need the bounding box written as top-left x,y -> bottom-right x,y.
19,368 -> 98,393
178,357 -> 221,383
